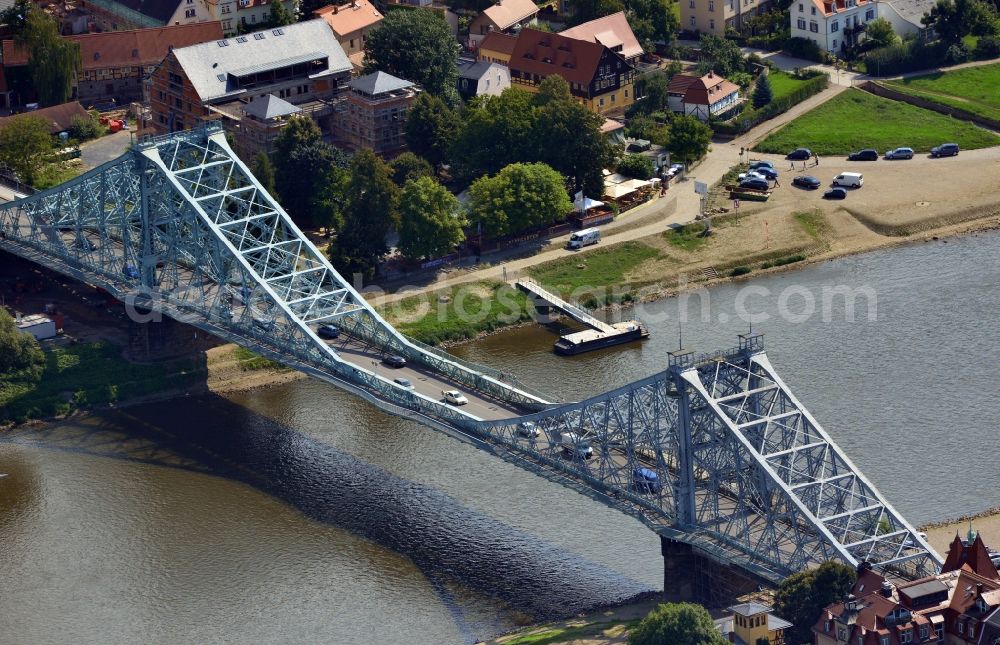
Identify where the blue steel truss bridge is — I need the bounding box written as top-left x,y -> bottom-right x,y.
0,124 -> 942,587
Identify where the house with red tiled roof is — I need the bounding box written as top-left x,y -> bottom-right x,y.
0,101 -> 90,135
0,22 -> 223,108
507,28 -> 634,115
666,71 -> 741,121
469,0 -> 538,44
314,0 -> 384,72
789,0 -> 876,54
477,31 -> 518,65
557,11 -> 643,63
814,531 -> 1000,645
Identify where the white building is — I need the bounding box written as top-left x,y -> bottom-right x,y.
876,0 -> 937,38
789,0 -> 877,53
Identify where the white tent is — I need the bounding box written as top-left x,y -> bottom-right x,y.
573,192 -> 604,212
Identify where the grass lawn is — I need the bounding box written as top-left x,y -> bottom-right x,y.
527,241 -> 662,305
384,281 -> 533,346
503,619 -> 640,645
754,89 -> 1000,155
883,62 -> 1000,123
769,70 -> 811,101
0,341 -> 205,423
794,209 -> 829,241
33,161 -> 86,191
664,222 -> 710,251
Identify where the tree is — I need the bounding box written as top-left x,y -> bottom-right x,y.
922,0 -> 998,44
450,88 -> 538,184
632,73 -> 671,115
237,0 -> 294,33
397,176 -> 465,260
617,153 -> 655,179
404,92 -> 458,169
773,561 -> 856,645
666,115 -> 712,166
696,34 -> 746,77
752,73 -> 773,109
629,602 -> 728,645
17,8 -> 80,106
0,308 -> 45,382
865,17 -> 898,48
389,151 -> 434,186
364,10 -> 460,103
0,0 -> 31,34
252,152 -> 276,196
568,0 -> 625,26
69,113 -> 101,141
466,162 -> 572,239
629,0 -> 680,45
272,116 -> 351,229
0,114 -> 52,184
626,114 -> 670,147
328,149 -> 400,278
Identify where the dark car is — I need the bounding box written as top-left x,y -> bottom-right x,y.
792,175 -> 822,189
847,149 -> 879,161
754,166 -> 779,180
123,263 -> 140,279
786,148 -> 812,160
317,324 -> 340,339
749,160 -> 775,171
930,143 -> 959,157
823,187 -> 848,199
76,237 -> 97,251
383,355 -> 407,368
739,178 -> 770,191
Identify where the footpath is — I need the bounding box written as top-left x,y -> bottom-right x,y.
376,83 -> 849,305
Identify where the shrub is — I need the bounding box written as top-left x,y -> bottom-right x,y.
617,153 -> 656,179
944,43 -> 970,64
783,36 -> 828,62
864,40 -> 946,76
730,266 -> 751,276
69,114 -> 101,141
974,34 -> 1000,59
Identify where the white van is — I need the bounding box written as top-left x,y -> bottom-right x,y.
560,432 -> 594,459
832,172 -> 863,188
568,227 -> 601,250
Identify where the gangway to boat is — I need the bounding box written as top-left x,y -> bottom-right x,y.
515,279 -> 616,333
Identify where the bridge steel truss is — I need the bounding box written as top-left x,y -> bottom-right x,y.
0,126 -> 941,584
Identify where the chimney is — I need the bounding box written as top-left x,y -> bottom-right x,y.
333,4 -> 338,12
881,581 -> 893,598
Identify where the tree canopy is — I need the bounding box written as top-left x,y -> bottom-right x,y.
328,149 -> 400,279
389,151 -> 435,186
0,114 -> 52,184
397,176 -> 465,260
666,115 -> 712,165
629,602 -> 728,645
864,17 -> 898,48
569,0 -> 678,46
272,116 -> 351,230
617,153 -> 655,179
921,0 -> 999,44
0,308 -> 45,382
404,92 -> 458,169
466,162 -> 572,239
364,10 -> 460,104
752,73 -> 773,109
631,72 -> 671,115
695,34 -> 746,78
252,152 -> 276,196
773,561 -> 856,645
17,7 -> 80,107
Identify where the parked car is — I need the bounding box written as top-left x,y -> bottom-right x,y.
832,172 -> 863,188
749,160 -> 775,170
786,148 -> 812,160
442,389 -> 468,406
317,324 -> 340,339
885,147 -> 914,160
517,421 -> 540,438
824,187 -> 848,199
754,166 -> 779,180
632,467 -> 662,494
665,163 -> 685,178
930,143 -> 960,157
393,377 -> 414,390
738,171 -> 768,182
847,149 -> 879,161
739,178 -> 770,191
792,175 -> 822,189
383,355 -> 407,368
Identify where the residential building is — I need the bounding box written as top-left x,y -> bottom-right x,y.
814,530 -> 1000,645
80,0 -> 222,31
229,93 -> 301,158
714,602 -> 792,645
147,19 -> 351,136
1,23 -> 224,107
507,28 -> 635,115
457,59 -> 510,99
872,0 -> 936,39
789,0 -> 876,53
314,0 -> 384,72
340,70 -> 418,156
557,11 -> 643,64
469,0 -> 539,44
666,71 -> 741,120
681,0 -> 774,36
233,0 -> 299,34
477,31 -> 517,65
0,101 -> 90,135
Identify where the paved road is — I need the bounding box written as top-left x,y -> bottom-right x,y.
79,130 -> 133,170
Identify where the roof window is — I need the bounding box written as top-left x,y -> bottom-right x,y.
93,52 -> 100,61
272,28 -> 284,35
217,40 -> 229,47
254,33 -> 265,40
236,36 -> 248,43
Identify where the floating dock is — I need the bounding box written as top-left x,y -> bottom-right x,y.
515,279 -> 649,355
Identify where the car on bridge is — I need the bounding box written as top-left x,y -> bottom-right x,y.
393,377 -> 414,390
317,324 -> 340,339
559,432 -> 594,459
383,355 -> 407,368
442,390 -> 468,406
632,467 -> 662,494
517,421 -> 540,438
123,264 -> 140,279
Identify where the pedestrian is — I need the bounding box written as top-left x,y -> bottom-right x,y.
773,175 -> 780,188
814,153 -> 819,166
789,160 -> 794,171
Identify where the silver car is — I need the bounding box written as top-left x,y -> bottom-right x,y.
885,147 -> 914,160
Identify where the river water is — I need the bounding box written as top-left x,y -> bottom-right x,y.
2,231 -> 999,644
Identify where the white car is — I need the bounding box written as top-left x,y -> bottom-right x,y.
738,171 -> 768,182
442,390 -> 468,406
517,421 -> 540,438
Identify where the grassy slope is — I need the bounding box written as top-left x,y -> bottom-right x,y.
0,342 -> 204,422
527,241 -> 662,305
884,62 -> 1000,123
754,89 -> 1000,155
768,70 -> 811,101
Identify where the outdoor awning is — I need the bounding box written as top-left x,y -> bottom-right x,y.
604,184 -> 636,199
604,173 -> 630,184
574,195 -> 604,212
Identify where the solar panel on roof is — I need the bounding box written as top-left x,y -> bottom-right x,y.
217,40 -> 228,47
236,36 -> 248,43
254,33 -> 265,40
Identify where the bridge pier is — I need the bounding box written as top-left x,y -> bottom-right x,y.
660,536 -> 772,608
127,312 -> 218,361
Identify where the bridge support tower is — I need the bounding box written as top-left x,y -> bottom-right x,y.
661,536 -> 774,608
